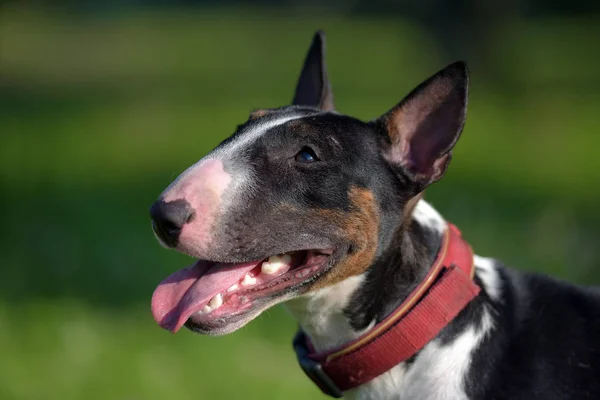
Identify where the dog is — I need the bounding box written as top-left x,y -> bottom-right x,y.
149,31 -> 600,399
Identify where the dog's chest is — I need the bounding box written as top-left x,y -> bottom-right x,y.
345,264 -> 497,400
346,334 -> 476,400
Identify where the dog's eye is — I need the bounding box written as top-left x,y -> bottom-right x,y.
295,147 -> 319,163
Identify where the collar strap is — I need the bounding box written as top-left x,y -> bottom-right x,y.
293,223 -> 480,398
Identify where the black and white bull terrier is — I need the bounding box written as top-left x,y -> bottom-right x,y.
149,31 -> 600,399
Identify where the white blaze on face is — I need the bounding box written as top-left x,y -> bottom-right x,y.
211,115 -> 304,160
158,114 -> 305,254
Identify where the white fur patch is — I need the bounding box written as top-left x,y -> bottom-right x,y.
397,306 -> 494,400
213,115 -> 303,159
284,274 -> 372,351
165,114 -> 305,205
474,255 -> 502,302
347,306 -> 495,400
413,200 -> 447,235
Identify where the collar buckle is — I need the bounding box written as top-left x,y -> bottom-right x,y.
293,331 -> 343,398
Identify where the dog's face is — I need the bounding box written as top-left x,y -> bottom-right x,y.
150,32 -> 468,335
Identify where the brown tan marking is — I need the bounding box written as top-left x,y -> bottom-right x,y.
249,109 -> 270,120
286,119 -> 306,131
307,186 -> 380,291
403,193 -> 423,226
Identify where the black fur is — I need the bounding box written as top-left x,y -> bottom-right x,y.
465,268 -> 600,399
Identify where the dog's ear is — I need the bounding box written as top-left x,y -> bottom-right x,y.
292,30 -> 334,111
376,61 -> 468,190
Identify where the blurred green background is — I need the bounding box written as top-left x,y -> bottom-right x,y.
1,1 -> 600,399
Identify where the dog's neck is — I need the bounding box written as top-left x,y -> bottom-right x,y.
285,199 -> 447,352
285,200 -> 500,399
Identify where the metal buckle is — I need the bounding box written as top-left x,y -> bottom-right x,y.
293,331 -> 344,398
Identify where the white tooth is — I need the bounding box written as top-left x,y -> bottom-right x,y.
208,293 -> 223,309
202,305 -> 212,313
268,254 -> 292,265
262,254 -> 291,275
226,284 -> 239,293
261,261 -> 280,275
241,274 -> 257,286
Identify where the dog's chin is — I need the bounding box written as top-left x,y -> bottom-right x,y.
183,296 -> 293,336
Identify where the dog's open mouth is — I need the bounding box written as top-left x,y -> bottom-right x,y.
151,249 -> 333,333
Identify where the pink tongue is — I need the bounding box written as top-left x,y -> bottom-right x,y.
151,260 -> 259,333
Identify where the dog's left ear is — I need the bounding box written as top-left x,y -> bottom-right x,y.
376,62 -> 468,190
292,30 -> 335,111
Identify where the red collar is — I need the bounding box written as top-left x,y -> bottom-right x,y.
293,223 -> 480,398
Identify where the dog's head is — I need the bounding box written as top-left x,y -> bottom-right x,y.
150,31 -> 468,335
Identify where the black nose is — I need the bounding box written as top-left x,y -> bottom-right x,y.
150,199 -> 195,247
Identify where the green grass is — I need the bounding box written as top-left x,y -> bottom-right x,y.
1,6 -> 600,400
0,302 -> 318,400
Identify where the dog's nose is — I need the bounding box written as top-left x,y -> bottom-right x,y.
150,199 -> 195,247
